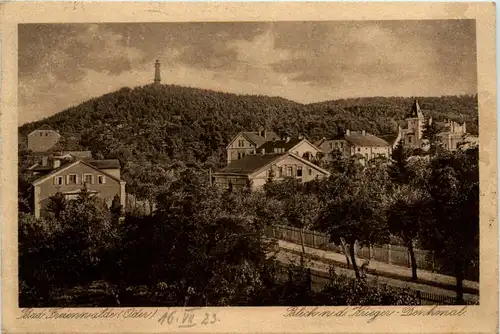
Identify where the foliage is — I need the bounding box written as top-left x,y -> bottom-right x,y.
419,147 -> 479,303
318,160 -> 391,278
18,85 -> 478,199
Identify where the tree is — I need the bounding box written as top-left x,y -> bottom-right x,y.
421,120 -> 446,155
45,192 -> 67,220
110,194 -> 123,222
420,147 -> 479,303
284,191 -> 321,258
56,186 -> 115,285
387,185 -> 430,280
388,141 -> 412,184
318,161 -> 390,279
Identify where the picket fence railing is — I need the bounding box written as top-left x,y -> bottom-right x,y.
266,224 -> 436,271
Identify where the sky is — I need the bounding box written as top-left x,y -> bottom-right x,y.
18,20 -> 477,125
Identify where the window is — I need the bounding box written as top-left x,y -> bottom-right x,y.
365,153 -> 369,160
357,148 -> 361,152
45,133 -> 48,136
97,175 -> 106,184
278,167 -> 283,177
54,176 -> 63,185
286,166 -> 292,177
308,168 -> 312,176
340,142 -> 344,148
40,132 -> 43,136
408,136 -> 412,143
68,174 -> 77,184
297,166 -> 302,177
84,174 -> 93,185
238,140 -> 244,147
237,152 -> 241,159
329,143 -> 333,149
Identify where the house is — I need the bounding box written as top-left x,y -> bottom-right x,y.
226,129 -> 280,163
399,100 -> 430,149
316,129 -> 392,161
437,119 -> 478,151
257,137 -> 322,160
213,151 -> 330,190
397,99 -> 478,151
31,157 -> 126,218
27,125 -> 62,152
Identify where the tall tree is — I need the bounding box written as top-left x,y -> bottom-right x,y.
420,147 -> 479,303
387,185 -> 430,280
318,161 -> 390,279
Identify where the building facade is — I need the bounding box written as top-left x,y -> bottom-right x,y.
213,152 -> 330,190
226,130 -> 280,163
437,119 -> 478,151
27,125 -> 62,152
258,137 -> 322,160
316,129 -> 392,162
399,100 -> 429,149
31,159 -> 126,218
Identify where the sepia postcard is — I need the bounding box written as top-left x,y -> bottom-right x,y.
0,2 -> 497,334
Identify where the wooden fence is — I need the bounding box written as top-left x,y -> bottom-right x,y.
307,269 -> 466,305
268,224 -> 479,282
267,224 -> 436,271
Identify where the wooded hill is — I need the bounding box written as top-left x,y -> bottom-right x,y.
19,84 -> 478,170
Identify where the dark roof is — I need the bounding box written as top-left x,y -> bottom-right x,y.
87,159 -> 121,169
218,153 -> 285,175
379,133 -> 400,145
258,138 -> 303,153
406,100 -> 424,119
33,159 -> 123,186
241,131 -> 280,147
333,131 -> 390,147
37,124 -> 53,131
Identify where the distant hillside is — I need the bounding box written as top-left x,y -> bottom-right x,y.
19,84 -> 478,171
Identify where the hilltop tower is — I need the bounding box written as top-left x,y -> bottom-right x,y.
154,59 -> 161,84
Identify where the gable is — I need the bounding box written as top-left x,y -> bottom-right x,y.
250,153 -> 329,178
227,133 -> 257,149
291,140 -> 322,154
33,160 -> 122,186
28,129 -> 61,138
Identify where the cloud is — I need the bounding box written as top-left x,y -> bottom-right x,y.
18,21 -> 477,125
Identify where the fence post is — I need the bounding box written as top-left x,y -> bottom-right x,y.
387,244 -> 392,264
369,244 -> 373,260
312,232 -> 316,248
416,290 -> 422,305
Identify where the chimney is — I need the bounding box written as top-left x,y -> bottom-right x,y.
154,59 -> 161,84
362,130 -> 366,136
53,159 -> 61,169
346,129 -> 351,136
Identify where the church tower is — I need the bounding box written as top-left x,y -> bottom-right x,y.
401,99 -> 426,148
154,59 -> 161,84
